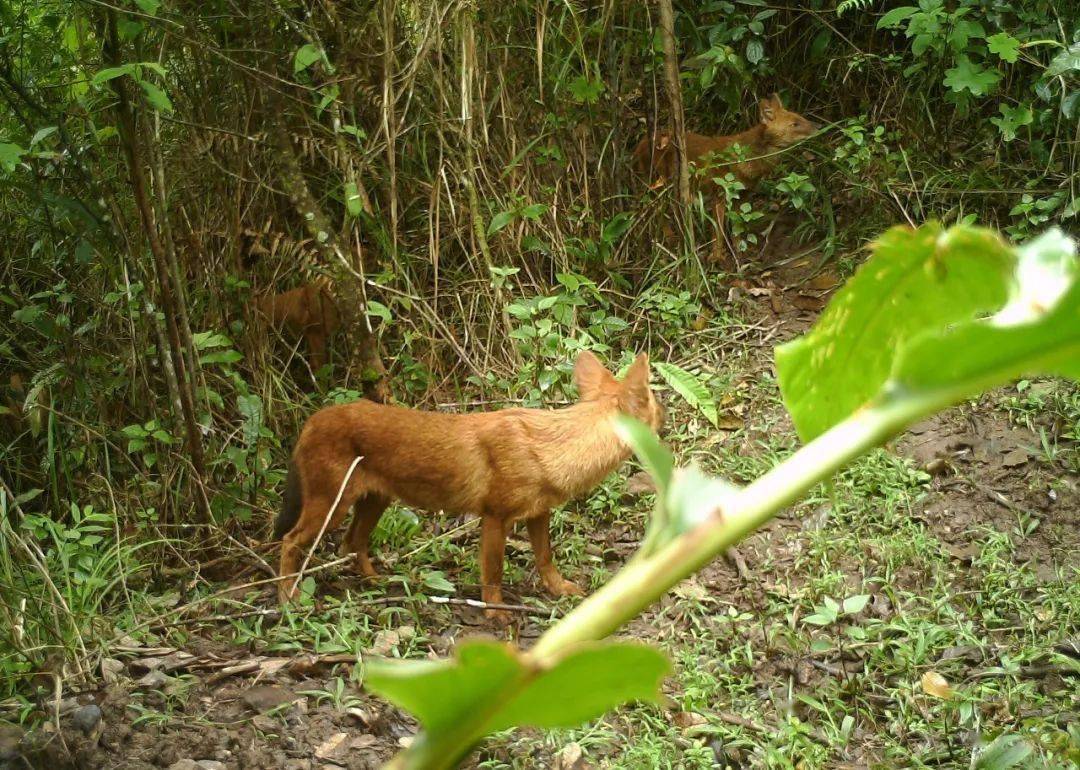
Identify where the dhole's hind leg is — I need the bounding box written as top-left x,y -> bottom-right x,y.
278,487 -> 362,603
526,513 -> 583,598
339,494 -> 389,577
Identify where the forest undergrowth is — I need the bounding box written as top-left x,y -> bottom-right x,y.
1,1 -> 1078,768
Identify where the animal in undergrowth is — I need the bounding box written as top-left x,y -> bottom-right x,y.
632,92 -> 820,264
273,350 -> 665,622
254,280 -> 340,373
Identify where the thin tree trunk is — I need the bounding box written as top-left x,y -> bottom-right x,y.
382,0 -> 399,258
268,109 -> 390,403
104,10 -> 212,525
458,9 -> 519,364
145,113 -> 202,400
657,0 -> 690,208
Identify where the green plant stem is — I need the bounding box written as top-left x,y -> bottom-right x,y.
529,386 -> 961,662
385,382 -> 975,769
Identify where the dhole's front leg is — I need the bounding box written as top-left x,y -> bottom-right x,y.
710,198 -> 731,267
479,516 -> 510,624
304,328 -> 328,373
526,513 -> 583,597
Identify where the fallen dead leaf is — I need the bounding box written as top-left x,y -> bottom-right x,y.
673,711 -> 707,729
716,414 -> 743,431
945,542 -> 979,564
346,706 -> 373,725
921,671 -> 953,700
673,578 -> 708,602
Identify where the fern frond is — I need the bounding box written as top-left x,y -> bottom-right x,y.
836,0 -> 876,17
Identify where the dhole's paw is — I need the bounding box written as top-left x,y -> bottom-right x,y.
547,578 -> 584,597
347,558 -> 379,579
485,608 -> 512,626
277,581 -> 299,604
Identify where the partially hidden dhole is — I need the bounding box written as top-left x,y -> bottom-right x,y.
633,92 -> 819,263
255,280 -> 340,372
274,350 -> 664,620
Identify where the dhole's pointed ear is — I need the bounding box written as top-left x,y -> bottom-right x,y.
625,352 -> 650,385
760,98 -> 777,123
770,92 -> 784,108
620,352 -> 652,413
574,350 -> 613,399
759,96 -> 777,123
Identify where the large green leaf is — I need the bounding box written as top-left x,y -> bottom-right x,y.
896,234 -> 1079,389
366,639 -> 668,755
615,416 -> 673,494
0,143 -> 26,173
490,643 -> 668,730
1046,42 -> 1080,78
293,44 -> 323,74
138,79 -> 174,113
776,223 -> 1014,441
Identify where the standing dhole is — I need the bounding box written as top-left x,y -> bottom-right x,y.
255,280 -> 340,372
274,350 -> 664,620
633,93 -> 819,263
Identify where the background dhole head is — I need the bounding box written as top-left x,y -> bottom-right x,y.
573,350 -> 665,432
759,93 -> 819,146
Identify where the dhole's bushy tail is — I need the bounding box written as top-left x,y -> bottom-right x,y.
274,459 -> 302,540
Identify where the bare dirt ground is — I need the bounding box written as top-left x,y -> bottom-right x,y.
7,243 -> 1078,770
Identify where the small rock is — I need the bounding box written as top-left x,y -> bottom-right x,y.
314,732 -> 349,760
349,735 -> 378,750
137,670 -> 170,689
1002,448 -> 1029,467
242,685 -> 294,712
367,629 -> 401,656
101,657 -> 124,683
167,761 -> 202,770
251,715 -> 278,732
57,697 -> 80,716
196,762 -> 226,770
397,736 -> 414,749
70,704 -> 102,735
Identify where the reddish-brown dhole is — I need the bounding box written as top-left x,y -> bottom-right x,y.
633,93 -> 819,263
255,280 -> 340,372
274,350 -> 664,620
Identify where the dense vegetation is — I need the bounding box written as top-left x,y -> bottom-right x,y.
1,1 -> 1077,768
